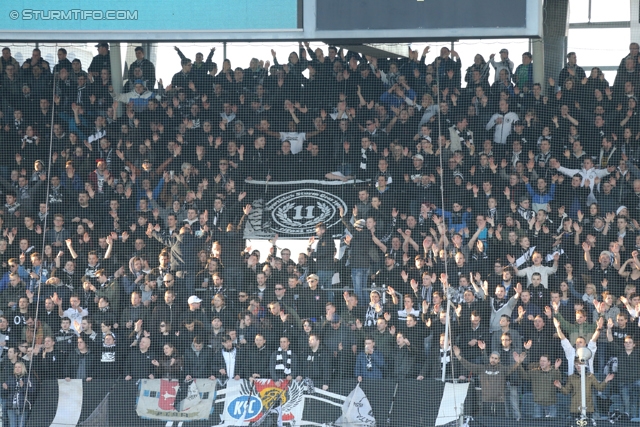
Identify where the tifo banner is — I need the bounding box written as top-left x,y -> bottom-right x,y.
244,180 -> 358,239
219,378 -> 310,425
30,378 -> 469,426
216,378 -> 466,426
136,378 -> 217,422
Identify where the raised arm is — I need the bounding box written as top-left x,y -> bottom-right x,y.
398,226 -> 419,253
174,46 -> 187,61
104,234 -> 114,259
619,258 -> 634,278
237,204 -> 252,231
552,317 -> 567,341
52,292 -> 66,317
371,230 -> 388,253
387,286 -> 399,305
339,206 -> 355,234
582,241 -> 595,270
469,273 -> 487,299
606,317 -> 615,342
591,317 -> 604,343
453,345 -> 482,372
65,239 -> 78,260
573,221 -> 582,247
466,220 -> 486,250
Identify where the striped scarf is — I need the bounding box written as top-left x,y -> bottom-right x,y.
275,347 -> 292,375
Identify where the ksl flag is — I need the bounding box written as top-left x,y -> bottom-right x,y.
221,379 -> 305,425
136,378 -> 217,421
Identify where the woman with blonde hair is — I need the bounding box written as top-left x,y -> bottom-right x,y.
2,361 -> 35,427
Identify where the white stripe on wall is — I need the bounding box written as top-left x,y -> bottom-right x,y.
435,382 -> 469,426
50,379 -> 83,427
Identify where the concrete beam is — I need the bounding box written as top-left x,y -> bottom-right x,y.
569,21 -> 630,29
110,43 -> 124,118
543,0 -> 570,90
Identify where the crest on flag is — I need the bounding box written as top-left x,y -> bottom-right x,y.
158,380 -> 180,410
223,379 -> 305,424
136,378 -> 216,421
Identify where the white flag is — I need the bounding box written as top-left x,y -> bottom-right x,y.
335,383 -> 375,426
177,380 -> 201,412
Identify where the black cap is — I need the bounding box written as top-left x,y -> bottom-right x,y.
95,42 -> 110,48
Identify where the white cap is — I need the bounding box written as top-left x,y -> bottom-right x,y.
187,295 -> 202,304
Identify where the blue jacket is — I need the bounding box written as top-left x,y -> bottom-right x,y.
380,89 -> 416,111
525,183 -> 556,205
435,208 -> 472,234
355,350 -> 384,379
18,264 -> 48,294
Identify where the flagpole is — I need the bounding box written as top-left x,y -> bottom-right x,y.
441,295 -> 453,382
435,57 -> 452,385
238,378 -> 255,425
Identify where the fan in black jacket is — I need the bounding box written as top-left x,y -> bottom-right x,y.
34,335 -> 65,381
298,335 -> 332,389
419,332 -> 461,380
388,333 -> 418,380
123,336 -> 156,381
64,336 -> 97,380
183,337 -> 216,380
239,334 -> 271,379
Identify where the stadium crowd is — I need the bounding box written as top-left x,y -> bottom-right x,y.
0,39 -> 639,424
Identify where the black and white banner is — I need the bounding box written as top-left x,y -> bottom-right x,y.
27,379 -> 113,427
28,378 -> 469,426
243,180 -> 358,239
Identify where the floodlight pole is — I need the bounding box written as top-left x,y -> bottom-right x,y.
580,362 -> 587,420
